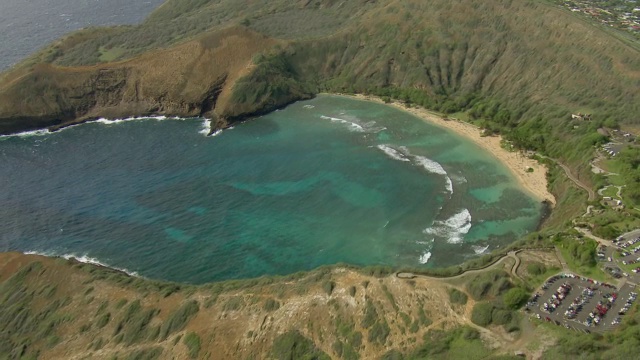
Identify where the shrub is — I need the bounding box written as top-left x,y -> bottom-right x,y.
471,302 -> 494,327
96,312 -> 110,329
491,309 -> 513,325
449,288 -> 468,305
223,296 -> 245,311
503,287 -> 529,309
159,300 -> 199,340
271,330 -> 330,360
125,346 -> 163,360
361,298 -> 378,329
183,332 -> 201,359
323,281 -> 336,296
368,321 -> 391,345
263,298 -> 280,312
526,262 -> 546,276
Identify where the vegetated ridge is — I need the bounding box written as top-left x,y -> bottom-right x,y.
1,0 -> 639,138
3,1 -> 640,359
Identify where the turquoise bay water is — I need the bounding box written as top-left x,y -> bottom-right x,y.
0,95 -> 543,283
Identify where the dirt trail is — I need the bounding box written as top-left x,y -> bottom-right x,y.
539,155 -> 595,201
398,251 -> 527,282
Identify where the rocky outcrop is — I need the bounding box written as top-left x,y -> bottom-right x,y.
0,27 -> 285,134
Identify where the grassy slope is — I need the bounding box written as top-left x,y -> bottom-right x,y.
1,1 -> 640,357
1,0 -> 639,128
0,252 -> 507,360
2,248 -> 635,360
0,0 -> 637,195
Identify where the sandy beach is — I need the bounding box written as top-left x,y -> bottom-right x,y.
342,94 -> 556,206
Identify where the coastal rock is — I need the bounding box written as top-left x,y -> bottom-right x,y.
0,27 -> 297,134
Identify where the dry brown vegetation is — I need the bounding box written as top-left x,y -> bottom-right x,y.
0,252 -> 542,360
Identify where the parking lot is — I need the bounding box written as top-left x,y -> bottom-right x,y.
610,231 -> 640,284
527,273 -> 637,333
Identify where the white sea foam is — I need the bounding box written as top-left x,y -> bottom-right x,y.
472,245 -> 490,255
303,105 -> 315,109
445,176 -> 454,194
377,144 -> 410,161
199,118 -> 212,135
376,146 -> 453,194
414,155 -> 447,175
2,115 -> 192,139
320,115 -> 365,132
95,118 -> 128,125
95,115 -> 179,124
424,208 -> 472,244
23,250 -> 139,277
451,174 -> 467,184
0,129 -> 50,138
419,251 -> 432,264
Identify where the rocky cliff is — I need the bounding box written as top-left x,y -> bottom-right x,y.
0,26 -> 309,134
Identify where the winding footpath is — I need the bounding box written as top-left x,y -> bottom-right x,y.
540,155 -> 596,201
397,250 -> 535,282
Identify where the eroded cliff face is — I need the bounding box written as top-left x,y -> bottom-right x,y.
0,27 -> 287,134
2,0 -> 640,135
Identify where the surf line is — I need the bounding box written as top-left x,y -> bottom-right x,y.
1,115 -> 195,139
376,144 -> 454,195
23,250 -> 140,277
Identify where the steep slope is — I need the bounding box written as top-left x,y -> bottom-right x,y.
2,246 -> 640,359
1,0 -> 639,136
0,252 -> 503,360
0,27 -> 303,133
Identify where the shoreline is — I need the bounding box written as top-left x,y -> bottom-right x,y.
336,93 -> 556,206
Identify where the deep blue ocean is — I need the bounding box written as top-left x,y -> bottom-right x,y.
0,0 -> 165,70
0,95 -> 543,283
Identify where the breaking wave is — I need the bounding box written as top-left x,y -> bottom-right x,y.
95,115 -> 181,124
376,145 -> 453,193
445,177 -> 453,194
24,250 -> 139,277
0,129 -> 50,138
419,251 -> 432,264
377,144 -> 410,162
423,209 -> 472,244
200,119 -> 213,135
320,115 -> 364,132
414,155 -> 447,175
319,114 -> 385,133
471,244 -> 490,255
1,115 -> 191,139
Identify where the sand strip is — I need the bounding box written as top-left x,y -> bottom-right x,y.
336,93 -> 556,206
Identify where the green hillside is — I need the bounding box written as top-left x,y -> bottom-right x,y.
1,2 -> 640,357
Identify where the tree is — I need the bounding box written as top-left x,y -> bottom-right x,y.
471,302 -> 494,326
503,287 -> 529,309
